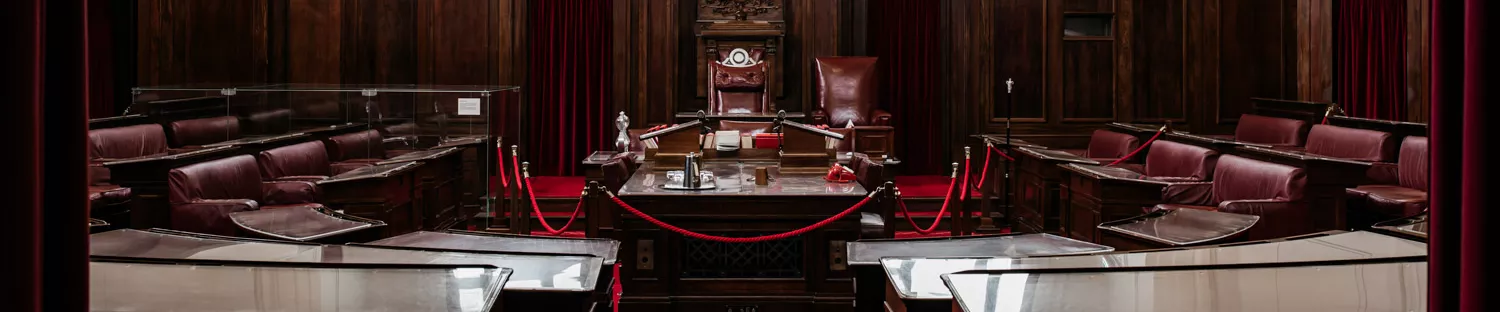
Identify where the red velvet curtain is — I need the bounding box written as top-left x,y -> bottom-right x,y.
1,0 -> 91,310
1335,0 -> 1407,120
869,0 -> 942,174
1431,1 -> 1500,311
526,0 -> 612,176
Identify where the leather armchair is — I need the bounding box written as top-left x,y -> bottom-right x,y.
1232,114 -> 1310,147
87,124 -> 177,221
168,155 -> 324,236
1063,130 -> 1142,166
708,61 -> 771,114
167,116 -> 241,148
1137,140 -> 1222,204
255,141 -> 354,183
325,129 -> 412,170
1346,136 -> 1428,220
1152,154 -> 1310,240
1303,124 -> 1399,162
813,57 -> 895,158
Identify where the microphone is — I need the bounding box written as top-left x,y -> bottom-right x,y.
696,110 -> 712,134
772,110 -> 787,132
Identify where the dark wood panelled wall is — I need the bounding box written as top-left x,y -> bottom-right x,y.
136,0 -> 1429,158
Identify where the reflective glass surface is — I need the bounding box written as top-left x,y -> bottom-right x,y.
90,229 -> 602,292
1100,208 -> 1260,245
369,231 -> 621,265
945,261 -> 1426,312
618,161 -> 867,197
848,233 -> 1112,266
91,261 -> 509,312
883,231 -> 1426,300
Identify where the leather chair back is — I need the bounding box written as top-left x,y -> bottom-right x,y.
602,152 -> 637,192
1085,129 -> 1140,159
326,129 -> 385,161
1233,114 -> 1308,147
168,116 -> 241,147
88,124 -> 169,159
718,120 -> 774,135
1211,155 -> 1306,203
1304,124 -> 1397,162
168,155 -> 265,205
851,153 -> 886,190
815,57 -> 879,126
708,62 -> 770,114
256,141 -> 333,179
1144,140 -> 1220,181
1398,136 -> 1429,191
244,108 -> 292,135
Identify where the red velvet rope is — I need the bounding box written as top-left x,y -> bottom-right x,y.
973,147 -> 994,189
514,153 -> 586,236
1106,129 -> 1166,166
611,262 -> 622,312
1321,115 -> 1329,125
608,193 -> 875,243
987,145 -> 1017,162
958,156 -> 972,201
495,145 -> 509,188
895,176 -> 957,235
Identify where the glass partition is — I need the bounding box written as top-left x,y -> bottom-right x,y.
129,83 -> 522,234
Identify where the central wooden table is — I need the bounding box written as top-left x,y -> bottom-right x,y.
607,160 -> 869,312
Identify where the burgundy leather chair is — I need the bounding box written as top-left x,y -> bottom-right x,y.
813,57 -> 895,158
167,116 -> 241,147
255,141 -> 360,184
86,124 -> 175,222
708,61 -> 771,114
244,108 -> 292,135
325,129 -> 413,167
168,155 -> 323,236
1302,124 -> 1399,162
1063,129 -> 1143,166
1231,114 -> 1310,147
1346,136 -> 1429,221
1152,155 -> 1310,240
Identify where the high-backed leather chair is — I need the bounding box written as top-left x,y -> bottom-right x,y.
1346,136 -> 1428,221
324,129 -> 414,167
813,57 -> 895,158
1232,114 -> 1310,147
1303,124 -> 1399,162
168,155 -> 323,236
1152,155 -> 1309,240
255,141 -> 361,183
1063,130 -> 1142,166
87,124 -> 172,223
167,116 -> 241,147
707,52 -> 771,114
601,152 -> 639,193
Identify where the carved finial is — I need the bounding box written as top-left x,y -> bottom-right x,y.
510,145 -> 518,156
951,162 -> 961,178
1006,79 -> 1014,94
522,162 -> 531,178
964,146 -> 971,160
702,0 -> 780,21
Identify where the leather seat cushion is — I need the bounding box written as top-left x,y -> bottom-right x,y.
895,176 -> 978,198
1347,185 -> 1428,216
326,130 -> 385,161
530,176 -> 586,199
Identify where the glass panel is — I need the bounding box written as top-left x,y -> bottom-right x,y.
847,233 -> 1112,266
91,261 -> 508,312
1063,15 -> 1113,37
882,231 -> 1426,301
945,261 -> 1427,312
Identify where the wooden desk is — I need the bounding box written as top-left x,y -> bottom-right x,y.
381,147 -> 465,230
968,135 -> 1044,233
369,230 -> 624,311
1011,147 -> 1099,235
318,162 -> 422,238
1057,163 -> 1170,243
1326,115 -> 1428,142
609,161 -> 868,311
